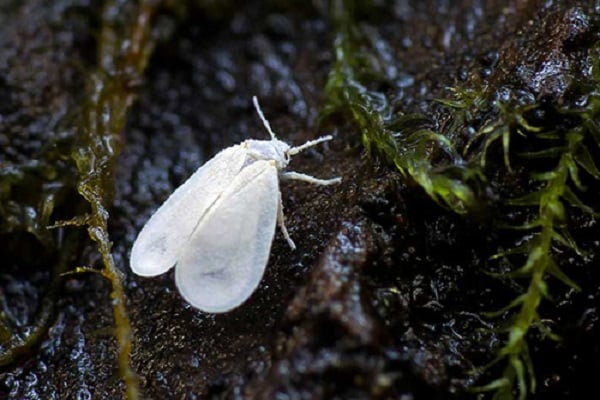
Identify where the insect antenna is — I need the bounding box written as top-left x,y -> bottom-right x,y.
252,96 -> 277,139
288,135 -> 333,155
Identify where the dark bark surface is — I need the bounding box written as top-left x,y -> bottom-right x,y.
1,1 -> 599,399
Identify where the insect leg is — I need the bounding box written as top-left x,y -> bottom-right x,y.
277,189 -> 296,250
281,171 -> 342,185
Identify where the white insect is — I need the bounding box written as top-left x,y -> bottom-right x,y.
130,96 -> 341,313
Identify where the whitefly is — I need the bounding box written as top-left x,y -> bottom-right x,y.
130,96 -> 341,313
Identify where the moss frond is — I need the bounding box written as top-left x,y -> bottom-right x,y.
68,2 -> 159,399
321,0 -> 479,214
427,30 -> 600,400
473,68 -> 600,400
321,2 -> 599,398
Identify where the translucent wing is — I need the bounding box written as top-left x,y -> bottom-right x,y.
175,160 -> 279,313
130,145 -> 248,276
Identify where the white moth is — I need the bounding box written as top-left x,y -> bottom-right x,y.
130,96 -> 341,313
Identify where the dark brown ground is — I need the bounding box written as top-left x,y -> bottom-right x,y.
1,1 -> 599,399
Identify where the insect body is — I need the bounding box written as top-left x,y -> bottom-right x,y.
130,97 -> 341,313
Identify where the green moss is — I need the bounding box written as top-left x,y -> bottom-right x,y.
0,69 -> 81,368
462,40 -> 599,397
321,0 -> 480,215
1,1 -> 159,398
439,44 -> 600,400
67,2 -> 160,399
0,230 -> 81,366
321,2 -> 600,399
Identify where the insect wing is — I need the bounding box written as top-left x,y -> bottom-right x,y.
130,145 -> 248,277
175,161 -> 279,313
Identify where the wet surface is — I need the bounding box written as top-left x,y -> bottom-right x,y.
1,1 -> 600,399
